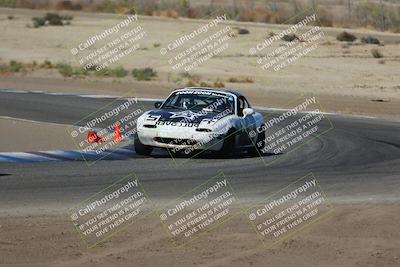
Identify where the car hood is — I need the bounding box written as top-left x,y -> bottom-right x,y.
147,109 -> 229,124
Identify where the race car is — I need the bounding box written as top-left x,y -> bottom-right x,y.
134,87 -> 265,156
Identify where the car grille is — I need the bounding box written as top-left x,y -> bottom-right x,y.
154,137 -> 197,146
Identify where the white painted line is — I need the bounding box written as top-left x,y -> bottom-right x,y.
0,152 -> 59,162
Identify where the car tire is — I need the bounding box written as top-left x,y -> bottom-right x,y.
219,129 -> 236,156
248,124 -> 266,155
134,135 -> 153,156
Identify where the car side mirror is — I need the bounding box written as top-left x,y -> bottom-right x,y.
154,101 -> 162,108
242,108 -> 254,118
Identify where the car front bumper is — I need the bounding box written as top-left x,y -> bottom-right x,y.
137,126 -> 225,152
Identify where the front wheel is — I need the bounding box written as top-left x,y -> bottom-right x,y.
134,134 -> 153,156
218,129 -> 237,156
248,125 -> 266,155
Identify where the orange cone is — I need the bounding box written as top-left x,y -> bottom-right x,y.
114,124 -> 122,142
87,131 -> 105,143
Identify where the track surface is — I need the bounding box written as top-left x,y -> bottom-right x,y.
0,91 -> 399,215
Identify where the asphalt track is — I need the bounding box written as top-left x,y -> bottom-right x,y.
0,90 -> 399,215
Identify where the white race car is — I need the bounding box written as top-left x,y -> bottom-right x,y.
134,87 -> 265,156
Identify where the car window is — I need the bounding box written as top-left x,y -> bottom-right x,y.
162,91 -> 234,114
238,97 -> 248,116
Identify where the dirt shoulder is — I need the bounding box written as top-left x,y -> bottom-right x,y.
0,117 -> 78,152
0,203 -> 399,267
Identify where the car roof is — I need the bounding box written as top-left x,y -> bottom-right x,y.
173,87 -> 244,98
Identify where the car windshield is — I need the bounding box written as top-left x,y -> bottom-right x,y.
162,91 -> 235,114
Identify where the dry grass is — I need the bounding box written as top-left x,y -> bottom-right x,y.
228,77 -> 254,83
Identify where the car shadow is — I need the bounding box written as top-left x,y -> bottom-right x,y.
150,149 -> 281,160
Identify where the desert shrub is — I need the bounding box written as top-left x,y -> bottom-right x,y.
96,66 -> 128,77
361,36 -> 380,45
228,31 -> 237,38
241,77 -> 254,83
31,13 -> 71,28
57,63 -> 91,77
32,17 -> 45,28
186,7 -> 198,19
213,80 -> 225,88
153,43 -> 161,48
281,34 -> 299,42
111,66 -> 128,77
60,14 -> 73,21
9,60 -> 23,72
322,40 -> 334,46
179,71 -> 192,79
57,63 -> 73,77
186,80 -> 196,87
86,65 -> 98,71
45,13 -> 63,26
371,49 -> 383,58
336,31 -> 357,42
132,67 -> 157,81
7,15 -> 14,20
40,60 -> 54,69
237,28 -> 250,35
228,77 -> 254,83
72,68 -> 89,76
95,68 -> 110,77
199,81 -> 212,87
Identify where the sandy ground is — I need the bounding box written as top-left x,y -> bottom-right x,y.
0,117 -> 133,152
0,8 -> 399,121
0,117 -> 79,152
0,9 -> 399,267
0,203 -> 399,267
